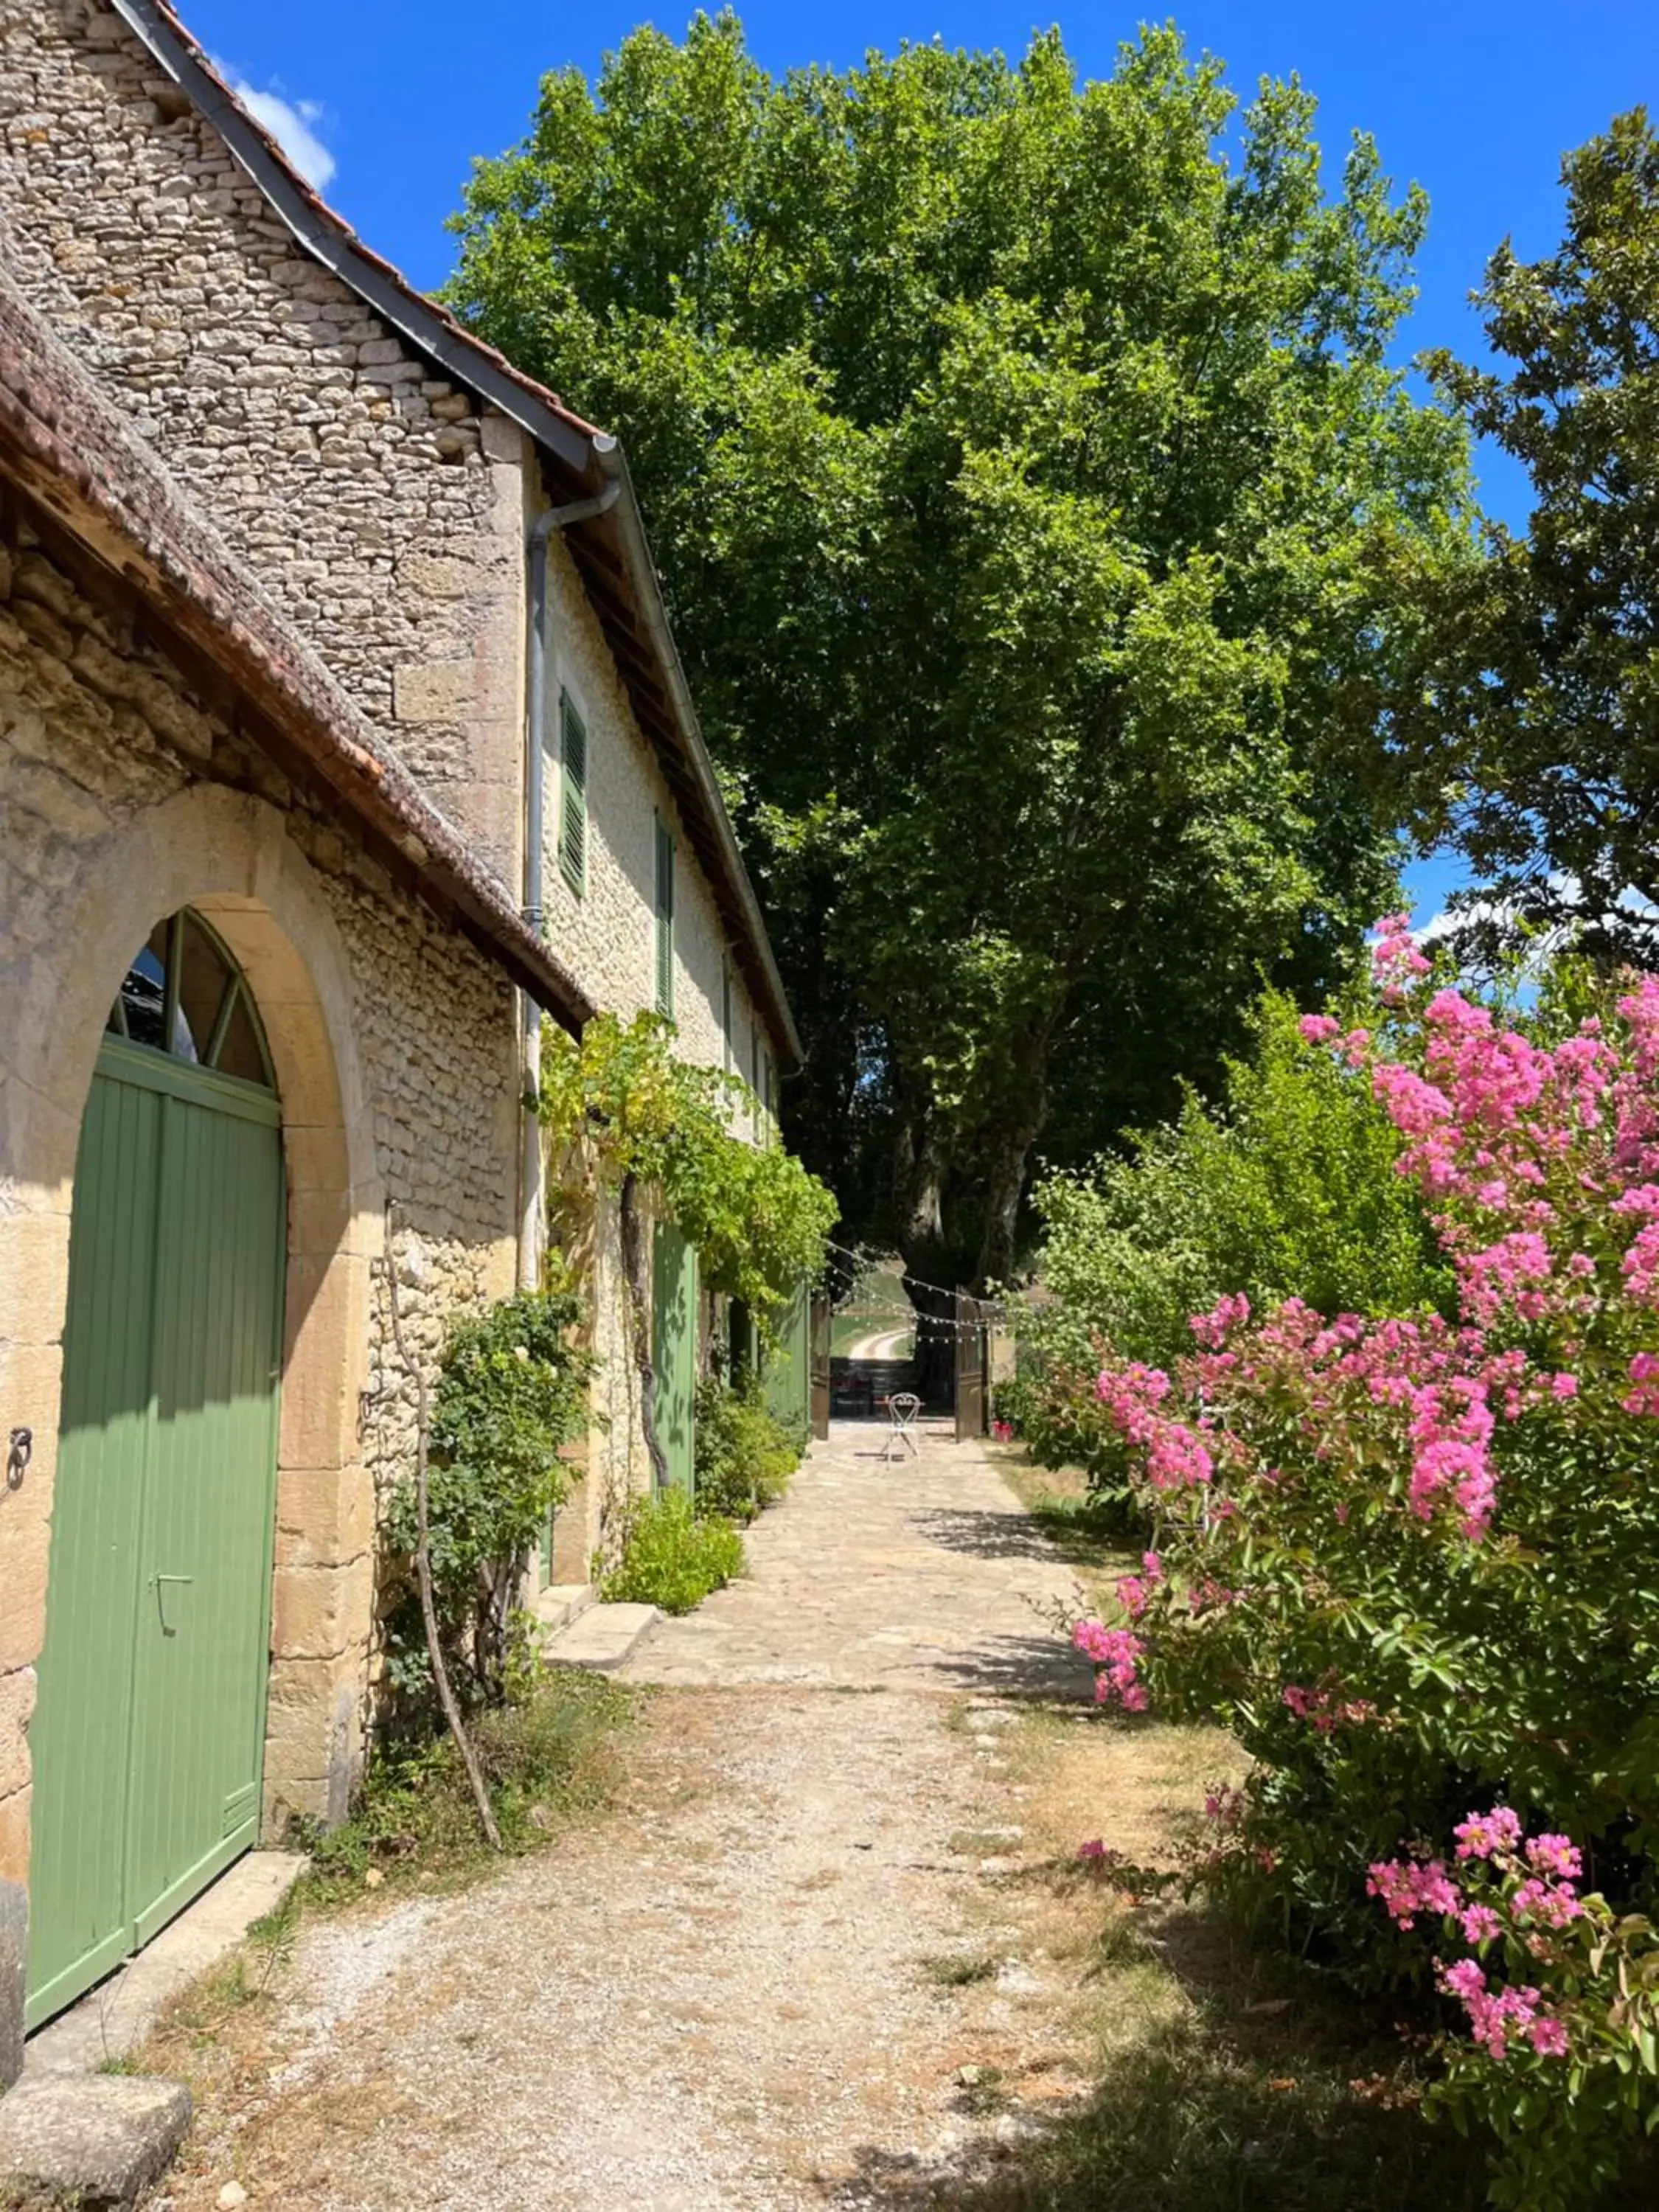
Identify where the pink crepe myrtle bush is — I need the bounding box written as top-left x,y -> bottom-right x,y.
1082,937 -> 1659,1966
1013,988 -> 1455,1492
1368,1809 -> 1659,2211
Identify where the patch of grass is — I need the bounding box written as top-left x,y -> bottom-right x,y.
991,1449 -> 1135,1605
294,1666 -> 636,1908
922,1951 -> 1000,1987
0,2188 -> 83,2211
953,2062 -> 1010,2117
949,1828 -> 1026,1858
908,1703 -> 1491,2212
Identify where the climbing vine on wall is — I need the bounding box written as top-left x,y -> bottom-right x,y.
540,1012 -> 835,1321
538,1012 -> 835,1483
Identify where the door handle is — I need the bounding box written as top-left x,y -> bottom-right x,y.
152,1573 -> 194,1635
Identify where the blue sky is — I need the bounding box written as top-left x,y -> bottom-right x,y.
183,0 -> 1655,925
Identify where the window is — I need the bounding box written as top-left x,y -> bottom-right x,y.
751,1022 -> 761,1130
721,956 -> 733,1073
557,689 -> 587,897
104,908 -> 275,1091
653,813 -> 675,1018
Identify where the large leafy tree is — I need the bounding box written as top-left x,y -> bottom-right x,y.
1388,110 -> 1659,965
448,16 -> 1471,1287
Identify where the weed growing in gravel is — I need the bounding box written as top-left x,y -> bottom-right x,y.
922,1952 -> 1000,1988
293,1667 -> 635,1907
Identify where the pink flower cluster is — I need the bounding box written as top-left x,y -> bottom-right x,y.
1373,1809 -> 1585,1939
1371,911 -> 1433,1003
1436,1960 -> 1568,2059
1626,1350 -> 1659,1418
1371,1809 -> 1585,2062
1191,1292 -> 1251,1349
1406,1374 -> 1499,1535
1074,1619 -> 1147,1711
1095,1363 -> 1214,1488
1454,1807 -> 1523,1859
1298,956 -> 1659,1381
1114,1549 -> 1164,1621
1367,1856 -> 1461,1930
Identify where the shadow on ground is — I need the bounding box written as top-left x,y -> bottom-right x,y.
920,1632 -> 1096,1703
911,1506 -> 1093,1565
821,1894 -> 1497,2212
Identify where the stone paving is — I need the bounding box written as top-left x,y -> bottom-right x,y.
621,1419 -> 1096,1701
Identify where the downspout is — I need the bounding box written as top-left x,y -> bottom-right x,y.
518,479 -> 622,1291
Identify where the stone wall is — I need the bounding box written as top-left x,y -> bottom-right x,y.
0,0 -> 531,888
0,513 -> 521,2068
541,535 -> 772,1101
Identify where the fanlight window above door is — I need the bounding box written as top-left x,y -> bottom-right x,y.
105,909 -> 276,1091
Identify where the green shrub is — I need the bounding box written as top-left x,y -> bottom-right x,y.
692,1372 -> 801,1522
1013,990 -> 1453,1503
384,1278 -> 592,1715
599,1488 -> 745,1613
1029,990 -> 1451,1377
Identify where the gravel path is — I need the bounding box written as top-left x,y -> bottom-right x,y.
156,1429 -> 1096,2212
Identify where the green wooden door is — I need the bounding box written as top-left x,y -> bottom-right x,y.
763,1278 -> 811,1436
651,1222 -> 697,1495
27,1039 -> 284,2028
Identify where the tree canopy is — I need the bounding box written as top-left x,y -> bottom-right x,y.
1391,108 -> 1659,967
448,15 -> 1473,1285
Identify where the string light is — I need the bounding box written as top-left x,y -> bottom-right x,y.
819,1238 -> 1011,1338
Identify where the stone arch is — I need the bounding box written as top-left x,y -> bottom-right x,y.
1,782 -> 382,1883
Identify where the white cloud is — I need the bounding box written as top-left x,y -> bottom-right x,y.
215,63 -> 336,192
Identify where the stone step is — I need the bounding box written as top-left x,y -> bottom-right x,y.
0,2073 -> 192,2207
532,1582 -> 597,1641
542,1601 -> 661,1674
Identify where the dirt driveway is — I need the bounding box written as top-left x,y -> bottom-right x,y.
151,1427 -> 1107,2212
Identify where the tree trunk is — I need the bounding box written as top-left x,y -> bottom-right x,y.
973,1017 -> 1057,1293
619,1170 -> 669,1489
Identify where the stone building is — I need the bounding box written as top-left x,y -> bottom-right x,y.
0,0 -> 801,2077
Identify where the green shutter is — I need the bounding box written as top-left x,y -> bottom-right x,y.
651,1221 -> 697,1493
654,815 -> 675,1018
558,692 -> 587,897
762,1278 -> 810,1434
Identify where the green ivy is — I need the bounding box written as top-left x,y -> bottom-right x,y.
540,1010 -> 835,1333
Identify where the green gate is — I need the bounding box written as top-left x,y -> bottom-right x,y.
27,1026 -> 285,2029
651,1221 -> 698,1494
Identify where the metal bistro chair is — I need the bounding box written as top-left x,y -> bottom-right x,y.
882,1391 -> 922,1462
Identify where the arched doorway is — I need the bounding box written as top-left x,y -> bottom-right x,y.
26,911 -> 287,2028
